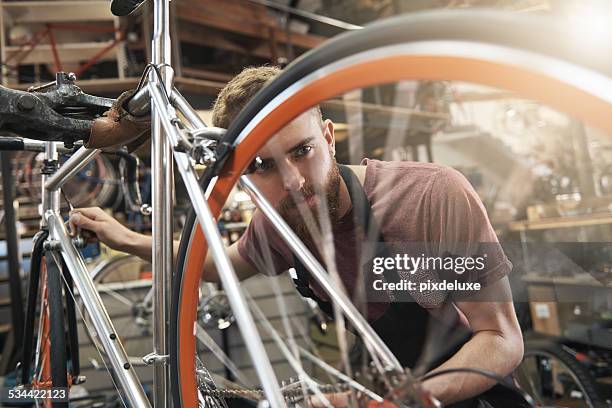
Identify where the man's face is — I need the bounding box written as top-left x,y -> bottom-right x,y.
244,110 -> 341,238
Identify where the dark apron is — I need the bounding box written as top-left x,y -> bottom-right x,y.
291,165 -> 529,408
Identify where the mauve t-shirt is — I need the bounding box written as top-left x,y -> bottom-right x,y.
237,159 -> 511,321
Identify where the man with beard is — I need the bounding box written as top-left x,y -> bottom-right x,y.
70,66 -> 526,408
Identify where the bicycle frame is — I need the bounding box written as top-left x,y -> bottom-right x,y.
12,1 -> 406,406
39,142 -> 151,407
16,0 -> 289,405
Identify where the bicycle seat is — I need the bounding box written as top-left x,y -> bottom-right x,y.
110,0 -> 146,16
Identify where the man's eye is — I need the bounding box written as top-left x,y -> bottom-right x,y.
294,145 -> 313,158
248,158 -> 275,174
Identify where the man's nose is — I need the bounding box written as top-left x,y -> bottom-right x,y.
280,161 -> 305,191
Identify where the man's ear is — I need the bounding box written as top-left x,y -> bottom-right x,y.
323,119 -> 335,155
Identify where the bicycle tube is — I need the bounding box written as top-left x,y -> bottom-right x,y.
171,10 -> 612,407
21,230 -> 48,385
522,340 -> 606,408
61,256 -> 80,381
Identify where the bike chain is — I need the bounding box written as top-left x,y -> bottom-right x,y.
200,382 -> 352,401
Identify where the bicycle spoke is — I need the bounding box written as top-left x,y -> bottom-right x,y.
96,283 -> 138,308
194,325 -> 250,386
54,252 -> 130,407
516,358 -> 544,404
85,255 -> 155,371
246,292 -> 334,408
299,347 -> 383,402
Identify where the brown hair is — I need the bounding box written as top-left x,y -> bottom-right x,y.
211,65 -> 322,129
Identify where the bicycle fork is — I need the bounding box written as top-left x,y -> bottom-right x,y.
22,141 -> 152,407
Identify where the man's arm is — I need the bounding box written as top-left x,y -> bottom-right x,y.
201,242 -> 260,282
69,207 -> 259,282
422,277 -> 524,405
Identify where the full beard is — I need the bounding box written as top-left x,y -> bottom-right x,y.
277,162 -> 341,243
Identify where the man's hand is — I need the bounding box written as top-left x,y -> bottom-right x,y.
68,208 -> 259,281
68,207 -> 145,254
308,391 -> 350,408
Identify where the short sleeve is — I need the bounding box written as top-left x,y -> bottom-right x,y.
428,167 -> 512,286
237,210 -> 294,276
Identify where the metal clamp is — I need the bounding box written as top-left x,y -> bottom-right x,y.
43,239 -> 61,251
142,352 -> 169,366
191,140 -> 217,166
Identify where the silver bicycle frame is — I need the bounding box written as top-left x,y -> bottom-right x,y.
147,82 -> 287,408
41,143 -> 152,408
23,0 -> 288,405
146,1 -> 286,406
150,0 -> 173,405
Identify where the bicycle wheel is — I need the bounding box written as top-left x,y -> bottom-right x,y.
171,10 -> 612,407
80,254 -> 154,367
23,255 -> 70,408
20,230 -> 72,407
14,151 -> 118,208
83,255 -> 227,366
515,340 -> 607,408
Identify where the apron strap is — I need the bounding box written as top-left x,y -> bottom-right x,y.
290,164 -> 409,315
290,265 -> 334,316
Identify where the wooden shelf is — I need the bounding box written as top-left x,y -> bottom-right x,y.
174,76 -> 225,95
1,0 -> 127,85
1,1 -> 114,24
5,41 -> 118,65
521,273 -> 610,288
176,0 -> 326,51
508,212 -> 612,232
181,67 -> 234,83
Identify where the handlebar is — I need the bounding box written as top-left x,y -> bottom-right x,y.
0,136 -> 24,151
0,136 -> 81,153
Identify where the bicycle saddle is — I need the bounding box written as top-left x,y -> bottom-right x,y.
110,0 -> 146,16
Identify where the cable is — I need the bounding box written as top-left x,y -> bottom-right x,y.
133,62 -> 171,101
418,367 -> 536,407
